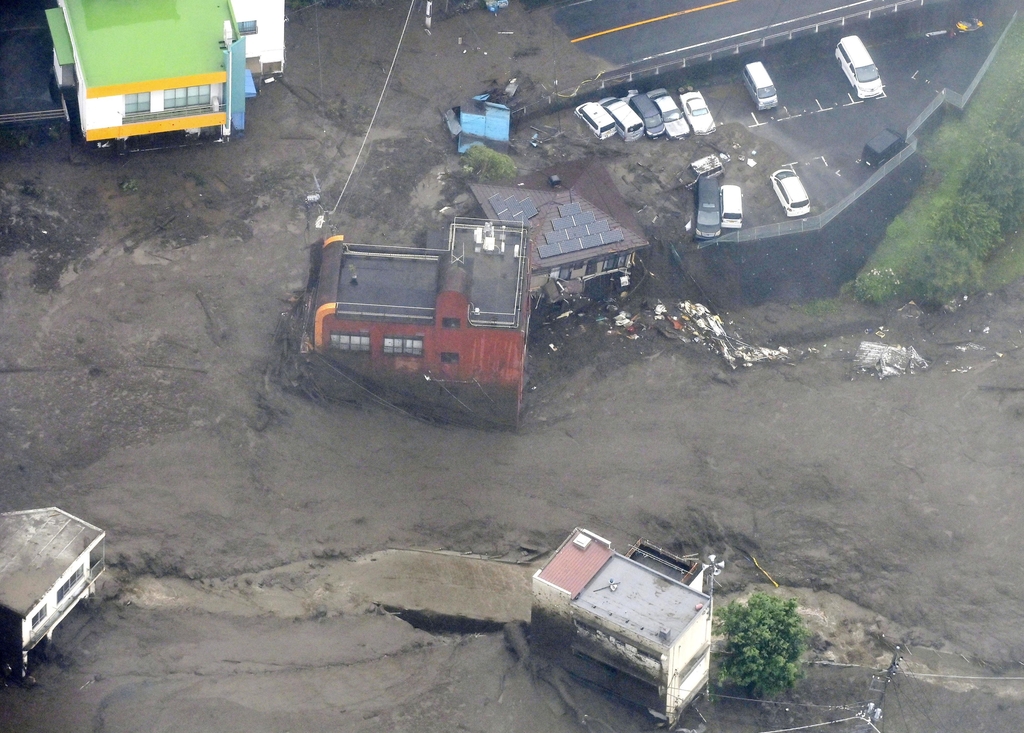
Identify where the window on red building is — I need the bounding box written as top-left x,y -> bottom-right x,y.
330,333 -> 370,351
384,337 -> 423,356
442,317 -> 461,329
440,352 -> 459,364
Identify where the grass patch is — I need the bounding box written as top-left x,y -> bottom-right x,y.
800,298 -> 844,317
854,17 -> 1024,305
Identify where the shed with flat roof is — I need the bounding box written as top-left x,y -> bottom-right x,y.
0,507 -> 106,680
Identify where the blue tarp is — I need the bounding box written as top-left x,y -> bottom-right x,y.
457,94 -> 510,154
244,70 -> 258,98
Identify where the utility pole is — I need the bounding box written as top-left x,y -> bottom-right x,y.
863,644 -> 901,731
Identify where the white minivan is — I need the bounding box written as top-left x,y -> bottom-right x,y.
836,36 -> 883,99
720,184 -> 743,229
742,62 -> 777,110
600,97 -> 645,142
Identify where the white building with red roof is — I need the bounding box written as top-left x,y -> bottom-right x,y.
532,528 -> 711,725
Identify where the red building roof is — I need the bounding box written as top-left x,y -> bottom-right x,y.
537,528 -> 614,599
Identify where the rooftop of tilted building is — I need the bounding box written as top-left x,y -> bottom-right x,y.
0,508 -> 104,617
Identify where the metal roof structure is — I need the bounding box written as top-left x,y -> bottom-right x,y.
573,553 -> 709,649
318,218 -> 528,329
0,508 -> 104,617
471,161 -> 648,272
536,528 -> 614,599
333,247 -> 441,322
59,0 -> 234,89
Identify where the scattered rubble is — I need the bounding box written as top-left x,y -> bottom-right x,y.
855,341 -> 928,378
652,301 -> 791,368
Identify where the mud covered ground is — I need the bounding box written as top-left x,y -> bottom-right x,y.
2,2 -> 1024,731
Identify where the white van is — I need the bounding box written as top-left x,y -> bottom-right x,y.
836,36 -> 883,99
600,98 -> 645,142
742,62 -> 777,110
720,185 -> 742,229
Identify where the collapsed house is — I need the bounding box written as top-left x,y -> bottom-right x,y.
0,508 -> 106,681
531,528 -> 712,724
300,218 -> 530,428
471,161 -> 650,306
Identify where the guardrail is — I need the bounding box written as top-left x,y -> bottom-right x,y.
697,9 -> 1018,249
0,108 -> 66,125
510,0 -> 934,120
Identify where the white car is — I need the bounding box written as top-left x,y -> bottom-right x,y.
647,89 -> 689,139
770,169 -> 810,217
679,91 -> 716,135
574,102 -> 616,140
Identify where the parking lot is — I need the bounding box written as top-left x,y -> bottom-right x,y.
551,1 -> 1008,237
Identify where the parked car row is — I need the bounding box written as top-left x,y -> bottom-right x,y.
574,87 -> 717,142
692,166 -> 810,241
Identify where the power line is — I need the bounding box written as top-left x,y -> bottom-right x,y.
327,0 -> 417,219
752,716 -> 863,733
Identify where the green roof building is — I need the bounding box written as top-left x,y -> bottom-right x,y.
46,0 -> 282,146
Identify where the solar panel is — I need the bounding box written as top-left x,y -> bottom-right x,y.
519,198 -> 539,220
538,243 -> 562,259
489,193 -> 510,218
560,239 -> 584,253
580,234 -> 604,250
602,230 -> 625,245
559,202 -> 582,217
544,229 -> 569,245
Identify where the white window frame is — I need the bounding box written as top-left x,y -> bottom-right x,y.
329,333 -> 370,352
383,337 -> 423,356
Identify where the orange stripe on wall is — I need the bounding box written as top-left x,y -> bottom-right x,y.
86,71 -> 227,99
313,303 -> 337,351
85,112 -> 227,141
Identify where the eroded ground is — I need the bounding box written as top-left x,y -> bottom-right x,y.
2,2 -> 1024,731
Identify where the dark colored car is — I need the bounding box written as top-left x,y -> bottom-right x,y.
863,129 -> 905,167
628,93 -> 666,138
694,175 -> 721,240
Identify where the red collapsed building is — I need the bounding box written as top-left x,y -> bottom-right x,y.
302,218 -> 530,428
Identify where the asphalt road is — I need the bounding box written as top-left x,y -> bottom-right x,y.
557,0 -> 928,66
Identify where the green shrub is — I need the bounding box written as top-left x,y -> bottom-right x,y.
852,267 -> 902,304
462,145 -> 516,182
716,593 -> 808,698
904,238 -> 983,305
931,192 -> 1001,259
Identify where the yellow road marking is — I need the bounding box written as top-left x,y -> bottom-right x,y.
571,0 -> 742,43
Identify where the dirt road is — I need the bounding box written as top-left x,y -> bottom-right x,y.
2,2 -> 1024,731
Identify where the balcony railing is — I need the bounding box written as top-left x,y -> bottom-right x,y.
122,103 -> 220,125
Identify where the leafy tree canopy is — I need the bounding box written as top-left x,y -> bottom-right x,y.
715,592 -> 808,698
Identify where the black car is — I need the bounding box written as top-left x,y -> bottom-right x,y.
694,175 -> 721,240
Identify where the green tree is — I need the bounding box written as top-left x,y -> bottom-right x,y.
716,593 -> 808,698
462,145 -> 517,182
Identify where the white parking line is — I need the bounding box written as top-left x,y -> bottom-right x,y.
815,99 -> 834,112
748,112 -> 767,128
818,156 -> 828,167
835,169 -> 842,177
843,93 -> 863,106
911,70 -> 919,80
777,106 -> 802,121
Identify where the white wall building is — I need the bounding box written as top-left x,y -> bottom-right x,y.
0,508 -> 106,680
532,528 -> 712,725
231,0 -> 286,80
